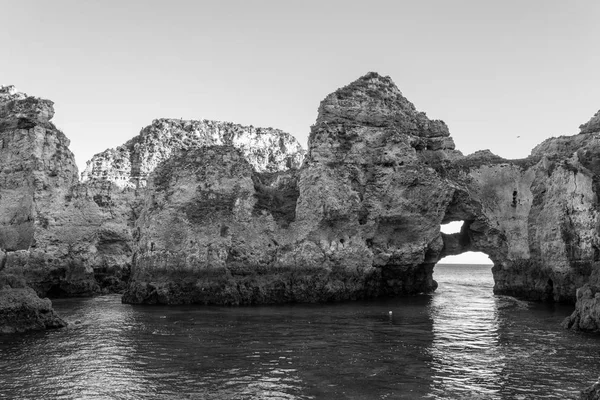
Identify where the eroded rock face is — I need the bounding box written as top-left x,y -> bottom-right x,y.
0,248 -> 66,334
0,86 -> 67,332
0,86 -> 137,305
0,287 -> 66,334
6,73 -> 600,341
580,110 -> 600,134
0,85 -> 307,306
122,72 -> 600,311
81,118 -> 305,188
123,73 -> 462,304
436,148 -> 599,303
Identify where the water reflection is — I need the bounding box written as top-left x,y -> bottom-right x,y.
2,266 -> 599,399
48,296 -> 156,399
428,265 -> 504,398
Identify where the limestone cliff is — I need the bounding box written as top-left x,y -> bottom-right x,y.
0,85 -> 67,332
0,85 -> 137,303
81,118 -> 305,188
76,118 -> 306,297
122,72 -> 600,311
74,116 -> 305,300
6,73 -> 600,341
123,73 -> 463,304
0,85 -> 307,308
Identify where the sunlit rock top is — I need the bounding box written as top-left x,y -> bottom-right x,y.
82,118 -> 306,188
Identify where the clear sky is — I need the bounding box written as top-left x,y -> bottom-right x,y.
2,0 -> 599,264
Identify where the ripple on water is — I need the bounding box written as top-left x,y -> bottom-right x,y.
0,265 -> 598,399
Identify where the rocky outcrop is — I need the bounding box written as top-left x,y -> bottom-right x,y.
580,110 -> 600,135
76,120 -> 306,300
123,146 -> 294,304
436,145 -> 599,303
563,273 -> 600,333
122,72 -> 600,309
0,85 -> 135,306
0,85 -> 67,331
81,118 -> 305,188
5,73 -> 600,341
0,266 -> 66,333
0,244 -> 66,334
0,287 -> 66,333
123,73 -> 460,305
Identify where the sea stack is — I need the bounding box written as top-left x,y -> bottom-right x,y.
122,72 -> 600,310
3,73 -> 600,335
0,85 -> 68,332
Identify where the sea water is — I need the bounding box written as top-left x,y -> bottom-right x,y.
1,264 -> 599,399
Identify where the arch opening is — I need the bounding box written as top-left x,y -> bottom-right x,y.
440,221 -> 464,234
433,252 -> 494,291
435,219 -> 494,288
438,251 -> 492,266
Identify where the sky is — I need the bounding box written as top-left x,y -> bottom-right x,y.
2,0 -> 599,264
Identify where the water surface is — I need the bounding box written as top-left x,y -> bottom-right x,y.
1,264 -> 598,399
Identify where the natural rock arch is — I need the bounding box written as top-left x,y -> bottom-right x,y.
119,72 -> 599,310
3,73 -> 600,335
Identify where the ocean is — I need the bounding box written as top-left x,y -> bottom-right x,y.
1,264 -> 598,399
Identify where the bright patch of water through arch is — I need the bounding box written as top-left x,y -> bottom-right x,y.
430,223 -> 501,395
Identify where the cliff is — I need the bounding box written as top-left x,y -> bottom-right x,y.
0,85 -> 67,332
122,73 -> 600,313
0,84 -> 308,331
81,118 -> 306,188
5,73 -> 600,341
0,83 -> 135,299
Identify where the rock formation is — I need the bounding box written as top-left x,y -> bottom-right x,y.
81,118 -> 305,188
4,72 -> 600,342
122,73 -> 461,304
0,84 -> 140,300
122,72 -> 600,310
0,84 -> 307,310
0,85 -> 68,332
0,264 -> 66,333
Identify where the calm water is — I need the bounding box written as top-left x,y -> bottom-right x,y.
1,264 -> 599,399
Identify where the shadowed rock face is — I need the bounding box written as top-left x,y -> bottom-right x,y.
0,286 -> 66,333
